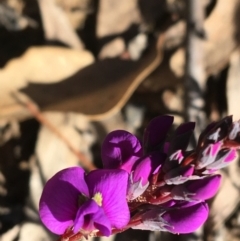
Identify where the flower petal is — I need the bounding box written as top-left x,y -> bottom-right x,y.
92,206 -> 112,236
144,115 -> 174,151
175,122 -> 195,135
127,174 -> 149,200
74,200 -> 111,236
86,169 -> 130,229
187,175 -> 222,200
133,152 -> 165,185
39,167 -> 89,235
168,131 -> 193,155
101,130 -> 142,172
74,199 -> 98,233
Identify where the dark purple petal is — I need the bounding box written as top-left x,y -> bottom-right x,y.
163,142 -> 170,154
198,121 -> 217,146
74,200 -> 111,236
162,202 -> 209,234
144,115 -> 174,151
86,169 -> 130,229
101,130 -> 142,172
168,131 -> 193,155
165,121 -> 195,157
39,167 -> 89,235
175,122 -> 195,136
163,150 -> 184,172
205,116 -> 232,143
171,175 -> 221,201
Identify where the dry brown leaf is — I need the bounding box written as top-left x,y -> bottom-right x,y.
0,46 -> 94,112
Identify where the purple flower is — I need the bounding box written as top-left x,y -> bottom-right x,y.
39,167 -> 130,236
101,130 -> 142,173
38,115 -> 240,239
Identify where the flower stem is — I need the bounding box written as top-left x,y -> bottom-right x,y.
12,92 -> 96,172
69,233 -> 84,241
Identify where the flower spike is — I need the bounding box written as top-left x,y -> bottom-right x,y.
39,115 -> 240,240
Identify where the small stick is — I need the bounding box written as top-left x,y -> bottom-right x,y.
12,93 -> 96,172
185,0 -> 207,144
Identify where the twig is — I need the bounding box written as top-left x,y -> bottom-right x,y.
12,93 -> 96,172
185,0 -> 207,144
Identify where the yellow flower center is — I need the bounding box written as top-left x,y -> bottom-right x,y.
92,192 -> 103,206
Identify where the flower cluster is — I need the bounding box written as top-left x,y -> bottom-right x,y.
39,115 -> 240,240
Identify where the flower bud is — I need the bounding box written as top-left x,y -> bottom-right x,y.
132,202 -> 209,234
228,121 -> 240,141
196,142 -> 222,169
171,175 -> 221,201
203,149 -> 237,173
163,149 -> 184,172
143,115 -> 173,152
206,116 -> 232,143
167,122 -> 195,154
162,201 -> 209,234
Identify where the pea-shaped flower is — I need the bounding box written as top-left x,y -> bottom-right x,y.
39,167 -> 130,236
